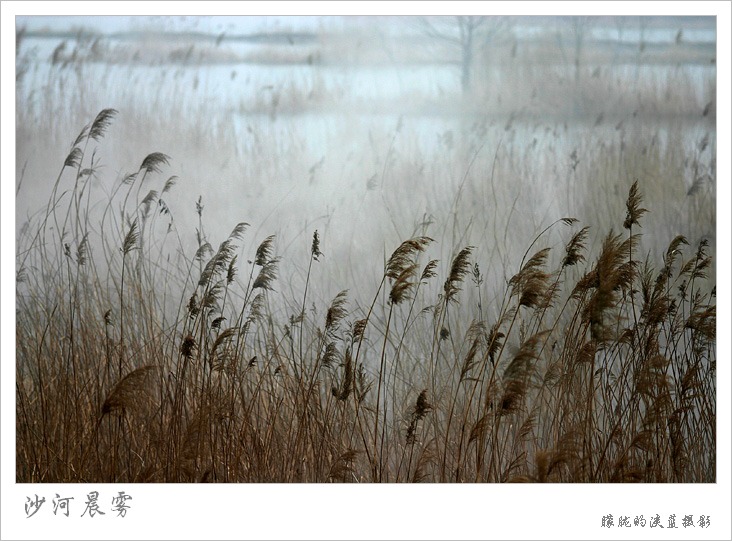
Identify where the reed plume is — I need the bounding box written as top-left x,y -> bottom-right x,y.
623,180 -> 648,230
89,108 -> 118,141
444,246 -> 474,303
101,365 -> 160,416
140,152 -> 171,174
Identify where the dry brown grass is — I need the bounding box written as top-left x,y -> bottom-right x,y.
15,110 -> 715,483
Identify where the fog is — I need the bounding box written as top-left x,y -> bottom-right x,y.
9,12 -> 725,514
16,15 -> 716,320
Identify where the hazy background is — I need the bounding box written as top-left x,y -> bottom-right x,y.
16,16 -> 716,315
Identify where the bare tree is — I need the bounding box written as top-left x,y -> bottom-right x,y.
417,16 -> 507,94
638,16 -> 649,54
555,16 -> 593,86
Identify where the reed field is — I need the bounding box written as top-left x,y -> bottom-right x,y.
15,16 -> 716,483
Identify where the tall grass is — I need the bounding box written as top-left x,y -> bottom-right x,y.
16,110 -> 715,483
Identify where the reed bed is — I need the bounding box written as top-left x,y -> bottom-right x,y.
15,109 -> 715,483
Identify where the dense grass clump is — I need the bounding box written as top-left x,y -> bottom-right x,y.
16,111 -> 715,483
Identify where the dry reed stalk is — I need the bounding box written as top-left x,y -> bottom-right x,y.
16,107 -> 716,484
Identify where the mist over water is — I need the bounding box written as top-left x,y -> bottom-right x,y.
16,15 -> 716,318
